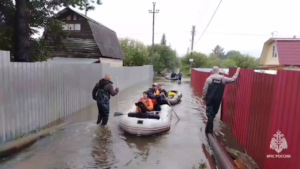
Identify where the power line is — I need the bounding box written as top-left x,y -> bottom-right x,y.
194,0 -> 223,45
117,31 -> 295,37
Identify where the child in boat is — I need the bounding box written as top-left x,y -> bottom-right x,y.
136,91 -> 153,112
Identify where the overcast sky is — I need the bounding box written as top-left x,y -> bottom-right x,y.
43,0 -> 300,58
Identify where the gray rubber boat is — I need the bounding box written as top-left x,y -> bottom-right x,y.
167,90 -> 182,105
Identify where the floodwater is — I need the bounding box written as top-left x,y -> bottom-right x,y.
0,76 -> 215,169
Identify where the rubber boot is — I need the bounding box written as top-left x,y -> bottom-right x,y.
205,118 -> 214,134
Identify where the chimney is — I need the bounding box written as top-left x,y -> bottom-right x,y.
293,35 -> 296,38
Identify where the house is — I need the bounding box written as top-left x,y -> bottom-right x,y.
259,38 -> 300,70
45,7 -> 124,67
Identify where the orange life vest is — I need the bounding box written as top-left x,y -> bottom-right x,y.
151,90 -> 159,105
136,98 -> 154,111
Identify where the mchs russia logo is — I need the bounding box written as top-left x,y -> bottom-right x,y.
267,130 -> 291,158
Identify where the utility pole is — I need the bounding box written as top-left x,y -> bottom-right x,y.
149,2 -> 159,65
191,26 -> 196,53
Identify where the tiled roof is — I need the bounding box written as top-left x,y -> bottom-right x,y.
275,39 -> 300,65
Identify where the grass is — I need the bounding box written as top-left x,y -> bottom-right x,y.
192,162 -> 207,169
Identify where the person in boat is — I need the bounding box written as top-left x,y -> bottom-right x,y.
202,66 -> 240,134
136,91 -> 153,112
147,83 -> 166,111
177,71 -> 182,83
158,84 -> 168,98
127,91 -> 160,120
92,74 -> 119,125
170,71 -> 176,78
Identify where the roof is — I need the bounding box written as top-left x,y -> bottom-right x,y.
53,7 -> 125,60
260,38 -> 300,66
46,57 -> 99,64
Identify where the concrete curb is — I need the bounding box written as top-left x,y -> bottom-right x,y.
207,133 -> 236,169
0,123 -> 66,158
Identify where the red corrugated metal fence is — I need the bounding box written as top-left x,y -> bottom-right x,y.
191,68 -> 300,169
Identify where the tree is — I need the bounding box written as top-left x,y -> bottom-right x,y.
211,45 -> 226,60
80,0 -> 102,16
153,52 -> 165,73
160,33 -> 167,45
151,44 -> 179,71
230,54 -> 259,68
220,59 -> 237,68
206,55 -> 222,67
225,50 -> 241,59
15,0 -> 31,62
180,52 -> 209,76
120,38 -> 150,66
0,0 -> 15,54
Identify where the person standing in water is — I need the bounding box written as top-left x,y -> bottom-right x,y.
202,66 -> 240,134
92,74 -> 119,125
177,71 -> 182,83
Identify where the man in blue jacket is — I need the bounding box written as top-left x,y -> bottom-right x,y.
148,83 -> 167,111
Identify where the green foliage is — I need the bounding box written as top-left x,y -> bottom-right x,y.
153,52 -> 165,73
44,19 -> 69,50
180,46 -> 259,76
151,44 -> 179,72
181,52 -> 209,68
206,55 -> 222,67
225,50 -> 241,59
120,38 -> 151,66
120,37 -> 179,72
230,54 -> 259,68
29,38 -> 50,62
220,59 -> 237,68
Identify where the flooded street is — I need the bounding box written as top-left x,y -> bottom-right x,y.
0,77 -> 213,169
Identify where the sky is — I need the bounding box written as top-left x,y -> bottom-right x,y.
36,0 -> 300,58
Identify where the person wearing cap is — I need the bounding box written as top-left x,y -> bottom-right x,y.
202,66 -> 240,134
147,83 -> 164,111
92,74 -> 119,125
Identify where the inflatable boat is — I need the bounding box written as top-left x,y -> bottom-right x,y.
165,76 -> 178,80
119,104 -> 172,136
168,90 -> 183,105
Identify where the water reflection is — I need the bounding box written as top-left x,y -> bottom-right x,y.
122,133 -> 166,162
91,126 -> 117,168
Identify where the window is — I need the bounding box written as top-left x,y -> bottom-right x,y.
66,15 -> 72,20
272,46 -> 277,58
73,14 -> 77,20
74,24 -> 81,30
62,24 -> 81,31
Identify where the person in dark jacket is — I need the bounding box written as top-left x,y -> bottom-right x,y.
170,71 -> 176,78
158,84 -> 168,98
92,74 -> 119,125
202,66 -> 240,134
177,71 -> 182,83
148,83 -> 166,111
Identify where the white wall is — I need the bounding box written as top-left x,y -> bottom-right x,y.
100,57 -> 123,67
